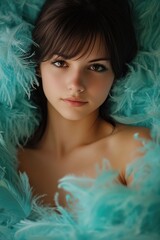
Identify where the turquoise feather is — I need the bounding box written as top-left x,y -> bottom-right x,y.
0,0 -> 160,239
0,172 -> 32,224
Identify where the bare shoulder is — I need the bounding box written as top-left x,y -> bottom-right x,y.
17,147 -> 32,162
103,123 -> 151,171
115,123 -> 151,142
114,123 -> 152,156
17,147 -> 38,172
103,123 -> 152,184
115,124 -> 152,181
102,122 -> 151,157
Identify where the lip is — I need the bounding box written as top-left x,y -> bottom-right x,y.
62,98 -> 88,107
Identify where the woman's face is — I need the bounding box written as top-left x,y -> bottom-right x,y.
40,37 -> 114,121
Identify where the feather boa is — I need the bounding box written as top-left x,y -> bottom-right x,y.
0,0 -> 160,239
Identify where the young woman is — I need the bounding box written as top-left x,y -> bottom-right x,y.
18,0 -> 151,208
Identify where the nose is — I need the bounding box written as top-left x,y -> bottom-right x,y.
67,69 -> 85,93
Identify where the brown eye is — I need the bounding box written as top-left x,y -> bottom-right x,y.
89,64 -> 107,73
51,60 -> 68,68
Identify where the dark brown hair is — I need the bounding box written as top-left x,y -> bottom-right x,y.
25,0 -> 138,147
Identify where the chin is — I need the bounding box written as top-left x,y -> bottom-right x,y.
59,110 -> 88,121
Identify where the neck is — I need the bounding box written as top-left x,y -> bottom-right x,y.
37,104 -> 102,158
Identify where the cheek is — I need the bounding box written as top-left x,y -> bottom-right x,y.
97,84 -> 111,103
101,73 -> 114,95
41,71 -> 63,95
91,77 -> 114,105
92,78 -> 113,96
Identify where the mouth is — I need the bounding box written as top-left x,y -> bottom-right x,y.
62,98 -> 88,107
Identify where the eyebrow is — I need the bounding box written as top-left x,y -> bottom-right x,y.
89,58 -> 110,62
53,54 -> 110,62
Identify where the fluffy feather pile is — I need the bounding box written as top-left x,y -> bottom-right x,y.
0,0 -> 160,239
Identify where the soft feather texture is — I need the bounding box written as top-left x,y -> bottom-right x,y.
0,0 -> 160,239
109,0 -> 160,141
14,154 -> 160,240
0,173 -> 30,224
0,0 -> 40,148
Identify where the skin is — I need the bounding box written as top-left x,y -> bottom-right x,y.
18,37 -> 151,208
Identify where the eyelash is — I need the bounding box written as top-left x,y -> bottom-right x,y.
51,60 -> 67,68
51,60 -> 108,73
89,64 -> 107,73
